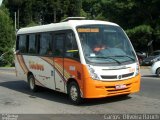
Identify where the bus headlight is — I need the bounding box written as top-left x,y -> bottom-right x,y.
135,63 -> 140,76
87,65 -> 100,80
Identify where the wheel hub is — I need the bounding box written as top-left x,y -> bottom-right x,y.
70,86 -> 78,101
30,78 -> 34,89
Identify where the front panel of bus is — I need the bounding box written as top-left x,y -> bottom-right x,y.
76,24 -> 141,98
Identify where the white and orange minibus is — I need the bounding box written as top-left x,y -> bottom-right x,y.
15,17 -> 141,104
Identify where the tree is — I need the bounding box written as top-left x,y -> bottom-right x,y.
4,0 -> 82,26
82,0 -> 103,19
3,0 -> 160,52
0,5 -> 15,66
126,25 -> 153,51
100,0 -> 160,51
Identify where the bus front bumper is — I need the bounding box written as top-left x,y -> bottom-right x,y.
83,74 -> 141,98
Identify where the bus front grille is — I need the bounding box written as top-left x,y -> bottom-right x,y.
101,75 -> 117,79
101,72 -> 134,80
105,83 -> 131,95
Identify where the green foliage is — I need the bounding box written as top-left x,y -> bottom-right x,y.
80,9 -> 87,18
1,0 -> 160,56
126,25 -> 153,50
26,21 -> 39,27
4,0 -> 82,26
0,5 -> 15,66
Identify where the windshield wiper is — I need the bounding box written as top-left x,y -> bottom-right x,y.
88,56 -> 121,64
113,55 -> 135,61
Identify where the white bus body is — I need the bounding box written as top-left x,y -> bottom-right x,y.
15,19 -> 141,104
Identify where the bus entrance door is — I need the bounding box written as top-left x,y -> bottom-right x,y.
54,34 -> 65,92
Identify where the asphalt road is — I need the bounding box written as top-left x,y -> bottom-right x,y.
0,67 -> 160,120
138,67 -> 160,100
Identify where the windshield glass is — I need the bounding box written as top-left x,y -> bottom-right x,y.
77,24 -> 137,65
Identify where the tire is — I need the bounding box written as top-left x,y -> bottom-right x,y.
156,68 -> 160,77
67,82 -> 83,105
28,74 -> 38,92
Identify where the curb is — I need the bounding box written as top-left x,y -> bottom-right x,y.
0,71 -> 16,75
0,67 -> 15,70
0,67 -> 15,75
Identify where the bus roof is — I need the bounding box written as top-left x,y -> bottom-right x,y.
17,20 -> 119,35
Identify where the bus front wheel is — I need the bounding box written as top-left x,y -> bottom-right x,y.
28,74 -> 38,92
68,82 -> 83,105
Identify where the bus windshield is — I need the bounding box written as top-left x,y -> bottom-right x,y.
77,24 -> 137,65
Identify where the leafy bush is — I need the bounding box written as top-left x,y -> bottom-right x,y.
126,25 -> 153,51
0,5 -> 15,67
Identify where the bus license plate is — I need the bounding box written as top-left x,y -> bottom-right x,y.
115,84 -> 126,89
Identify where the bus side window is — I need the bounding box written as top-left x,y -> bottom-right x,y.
16,36 -> 19,51
19,35 -> 28,53
54,34 -> 64,57
28,34 -> 36,54
65,32 -> 79,60
39,33 -> 52,56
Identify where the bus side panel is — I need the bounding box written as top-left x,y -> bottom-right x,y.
63,58 -> 84,94
53,57 -> 66,92
15,55 -> 56,90
82,65 -> 141,98
24,56 -> 55,90
15,54 -> 28,82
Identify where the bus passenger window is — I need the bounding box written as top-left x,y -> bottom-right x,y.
54,34 -> 64,57
16,36 -> 19,51
39,33 -> 52,56
65,32 -> 79,59
19,35 -> 28,53
29,34 -> 36,54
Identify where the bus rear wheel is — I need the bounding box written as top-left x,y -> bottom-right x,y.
68,82 -> 83,105
28,74 -> 38,92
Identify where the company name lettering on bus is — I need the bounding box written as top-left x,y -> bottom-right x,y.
78,28 -> 99,32
29,60 -> 44,71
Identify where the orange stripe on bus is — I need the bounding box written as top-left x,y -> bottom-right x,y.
40,57 -> 68,83
16,55 -> 29,74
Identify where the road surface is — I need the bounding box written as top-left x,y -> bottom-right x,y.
0,67 -> 160,119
